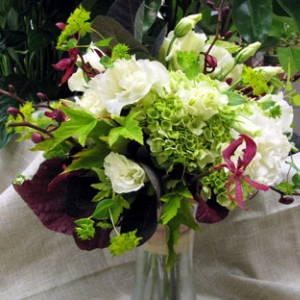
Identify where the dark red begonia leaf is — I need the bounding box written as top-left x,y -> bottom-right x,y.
195,194 -> 229,224
73,227 -> 112,250
13,158 -> 79,235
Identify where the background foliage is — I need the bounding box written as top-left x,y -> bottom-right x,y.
1,0 -> 300,148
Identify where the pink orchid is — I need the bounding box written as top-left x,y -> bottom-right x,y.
215,134 -> 269,210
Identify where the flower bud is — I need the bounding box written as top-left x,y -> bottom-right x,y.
206,1 -> 215,9
231,115 -> 262,137
224,31 -> 233,40
37,92 -> 50,103
31,132 -> 45,144
279,196 -> 294,205
235,42 -> 261,64
44,108 -> 67,124
8,84 -> 16,94
56,22 -> 66,31
205,55 -> 218,69
174,14 -> 202,38
7,107 -> 21,119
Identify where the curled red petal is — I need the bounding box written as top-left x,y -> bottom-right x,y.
240,134 -> 257,168
222,136 -> 243,171
53,58 -> 72,71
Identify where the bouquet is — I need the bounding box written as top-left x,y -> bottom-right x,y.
4,4 -> 300,269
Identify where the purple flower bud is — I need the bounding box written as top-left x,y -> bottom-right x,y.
279,196 -> 294,205
224,31 -> 233,40
44,108 -> 68,124
37,92 -> 50,102
7,107 -> 21,119
8,84 -> 16,94
222,6 -> 231,19
206,1 -> 215,9
31,132 -> 45,144
205,55 -> 218,69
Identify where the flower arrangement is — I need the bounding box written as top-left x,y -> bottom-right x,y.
4,4 -> 300,270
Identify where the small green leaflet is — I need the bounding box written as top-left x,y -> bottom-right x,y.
33,102 -> 114,152
63,142 -> 110,173
223,91 -> 247,106
108,111 -> 143,146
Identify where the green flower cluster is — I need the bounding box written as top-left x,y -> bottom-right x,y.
140,72 -> 232,175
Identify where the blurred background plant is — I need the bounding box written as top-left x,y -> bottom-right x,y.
1,0 -> 300,148
0,0 -> 114,148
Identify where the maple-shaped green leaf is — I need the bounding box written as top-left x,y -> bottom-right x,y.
108,111 -> 143,147
160,194 -> 181,225
164,198 -> 200,270
33,104 -> 113,152
64,142 -> 110,173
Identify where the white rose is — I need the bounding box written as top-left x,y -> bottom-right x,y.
94,56 -> 169,116
202,45 -> 243,82
257,92 -> 293,134
160,30 -> 207,69
104,152 -> 146,193
246,128 -> 291,185
68,68 -> 88,92
78,76 -> 108,117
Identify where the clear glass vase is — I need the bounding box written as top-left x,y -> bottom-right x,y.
131,225 -> 196,300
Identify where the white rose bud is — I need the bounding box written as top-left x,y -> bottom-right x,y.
232,115 -> 262,137
174,14 -> 202,38
235,42 -> 261,64
104,152 -> 146,194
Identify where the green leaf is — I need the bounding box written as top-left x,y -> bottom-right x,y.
92,199 -> 117,220
108,111 -> 143,146
160,194 -> 181,225
292,173 -> 300,189
232,0 -> 273,43
28,29 -> 52,52
223,91 -> 247,106
33,103 -> 113,152
277,47 -> 300,79
276,0 -> 300,32
64,142 -> 110,173
75,218 -> 95,240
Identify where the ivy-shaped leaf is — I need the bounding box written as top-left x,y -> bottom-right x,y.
108,111 -> 143,146
64,142 -> 110,173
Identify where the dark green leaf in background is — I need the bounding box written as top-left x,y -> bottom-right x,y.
232,0 -> 273,43
275,0 -> 300,32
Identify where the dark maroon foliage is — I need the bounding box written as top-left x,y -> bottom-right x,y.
195,193 -> 229,224
13,157 -> 111,250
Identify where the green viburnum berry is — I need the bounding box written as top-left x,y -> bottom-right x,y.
108,230 -> 141,256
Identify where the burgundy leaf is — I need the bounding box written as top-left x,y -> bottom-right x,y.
73,227 -> 112,250
106,0 -> 144,35
195,194 -> 229,224
13,158 -> 77,235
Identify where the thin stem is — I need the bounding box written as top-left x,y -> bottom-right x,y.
7,121 -> 53,137
204,0 -> 226,57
